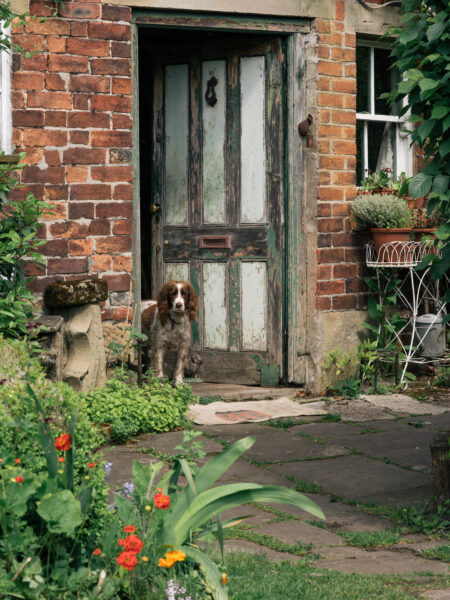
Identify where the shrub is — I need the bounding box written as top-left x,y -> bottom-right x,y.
83,369 -> 195,442
0,155 -> 51,338
351,194 -> 413,229
0,335 -> 110,537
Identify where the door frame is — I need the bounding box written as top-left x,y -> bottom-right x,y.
132,11 -> 311,383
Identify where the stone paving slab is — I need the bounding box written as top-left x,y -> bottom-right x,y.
253,520 -> 345,547
270,454 -> 433,505
270,495 -> 397,532
362,394 -> 449,416
132,430 -> 223,456
324,399 -> 395,421
221,539 -> 304,562
312,546 -> 449,575
190,383 -> 304,401
335,429 -> 436,470
407,413 -> 450,431
422,589 -> 450,599
217,458 -> 295,487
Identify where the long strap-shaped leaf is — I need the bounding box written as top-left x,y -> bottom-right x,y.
163,483 -> 324,546
181,545 -> 228,600
169,437 -> 255,523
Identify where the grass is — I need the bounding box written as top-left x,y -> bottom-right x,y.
222,524 -> 315,557
321,413 -> 342,422
305,519 -> 329,530
216,552 -> 450,600
197,395 -> 226,405
420,544 -> 450,563
283,474 -> 324,494
337,529 -> 404,548
265,417 -> 310,429
296,432 -> 325,444
252,502 -> 302,522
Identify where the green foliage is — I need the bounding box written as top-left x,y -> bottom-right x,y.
337,529 -> 404,549
84,369 -> 194,442
220,552 -> 450,600
420,544 -> 450,563
321,413 -> 341,423
106,325 -> 148,367
434,365 -> 450,387
0,155 -> 52,338
388,501 -> 450,536
351,194 -> 413,229
382,0 -> 450,300
0,336 -> 110,539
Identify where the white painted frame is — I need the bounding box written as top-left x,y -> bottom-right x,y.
0,24 -> 12,154
356,41 -> 412,181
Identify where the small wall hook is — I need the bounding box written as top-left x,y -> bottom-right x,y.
298,114 -> 313,137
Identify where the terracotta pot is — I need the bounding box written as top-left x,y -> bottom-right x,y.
371,228 -> 413,263
380,188 -> 395,195
413,228 -> 436,240
404,196 -> 415,209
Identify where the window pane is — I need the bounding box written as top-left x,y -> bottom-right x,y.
356,120 -> 365,186
374,48 -> 397,115
368,121 -> 396,175
356,46 -> 370,113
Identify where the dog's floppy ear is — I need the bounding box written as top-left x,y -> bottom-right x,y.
185,282 -> 198,323
157,282 -> 172,324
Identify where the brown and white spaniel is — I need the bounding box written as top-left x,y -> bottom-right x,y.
141,280 -> 198,385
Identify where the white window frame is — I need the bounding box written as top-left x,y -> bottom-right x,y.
356,39 -> 412,183
0,23 -> 12,154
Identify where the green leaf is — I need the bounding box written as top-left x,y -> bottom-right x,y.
182,546 -> 228,600
37,490 -> 82,535
409,172 -> 433,199
367,296 -> 382,323
418,78 -> 440,94
432,174 -> 449,195
416,119 -> 436,144
179,458 -> 197,495
427,20 -> 447,42
165,483 -> 325,547
439,138 -> 450,158
431,105 -> 450,120
115,494 -> 136,525
5,477 -> 38,517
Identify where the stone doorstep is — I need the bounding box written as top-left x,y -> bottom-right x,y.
190,382 -> 310,402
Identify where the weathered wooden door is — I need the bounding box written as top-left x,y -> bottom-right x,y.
150,35 -> 284,385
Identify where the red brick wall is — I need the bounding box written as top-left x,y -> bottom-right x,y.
12,1 -> 133,321
314,0 -> 370,312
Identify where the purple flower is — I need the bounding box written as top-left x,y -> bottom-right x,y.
104,461 -> 112,479
123,481 -> 134,498
0,379 -> 6,385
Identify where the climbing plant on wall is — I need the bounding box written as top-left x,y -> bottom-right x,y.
383,0 -> 450,299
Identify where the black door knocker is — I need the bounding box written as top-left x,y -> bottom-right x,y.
205,76 -> 218,107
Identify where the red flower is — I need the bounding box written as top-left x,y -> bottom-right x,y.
123,525 -> 136,534
88,462 -> 95,468
93,548 -> 101,556
116,551 -> 138,571
15,476 -> 23,483
15,458 -> 21,464
122,535 -> 143,554
58,456 -> 65,463
55,434 -> 71,451
118,538 -> 126,547
154,491 -> 170,510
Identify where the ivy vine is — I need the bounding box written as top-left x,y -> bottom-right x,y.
383,0 -> 449,297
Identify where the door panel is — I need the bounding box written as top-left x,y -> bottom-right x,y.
150,36 -> 284,384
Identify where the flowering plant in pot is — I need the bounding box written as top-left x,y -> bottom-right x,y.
351,193 -> 413,261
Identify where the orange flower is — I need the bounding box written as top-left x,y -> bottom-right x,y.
154,491 -> 170,510
15,458 -> 21,464
88,462 -> 95,468
54,434 -> 71,451
122,534 -> 143,554
123,525 -> 136,534
222,573 -> 229,585
58,456 -> 65,463
15,476 -> 23,483
118,538 -> 126,547
93,548 -> 101,556
116,551 -> 138,571
158,550 -> 186,568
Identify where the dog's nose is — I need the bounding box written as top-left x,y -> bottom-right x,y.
175,301 -> 183,309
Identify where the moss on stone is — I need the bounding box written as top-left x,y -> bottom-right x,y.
44,279 -> 108,308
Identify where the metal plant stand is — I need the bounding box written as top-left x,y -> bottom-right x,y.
366,241 -> 448,384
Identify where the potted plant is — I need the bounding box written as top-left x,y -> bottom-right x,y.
351,193 -> 413,261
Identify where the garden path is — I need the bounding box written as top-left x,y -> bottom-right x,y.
105,389 -> 450,595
